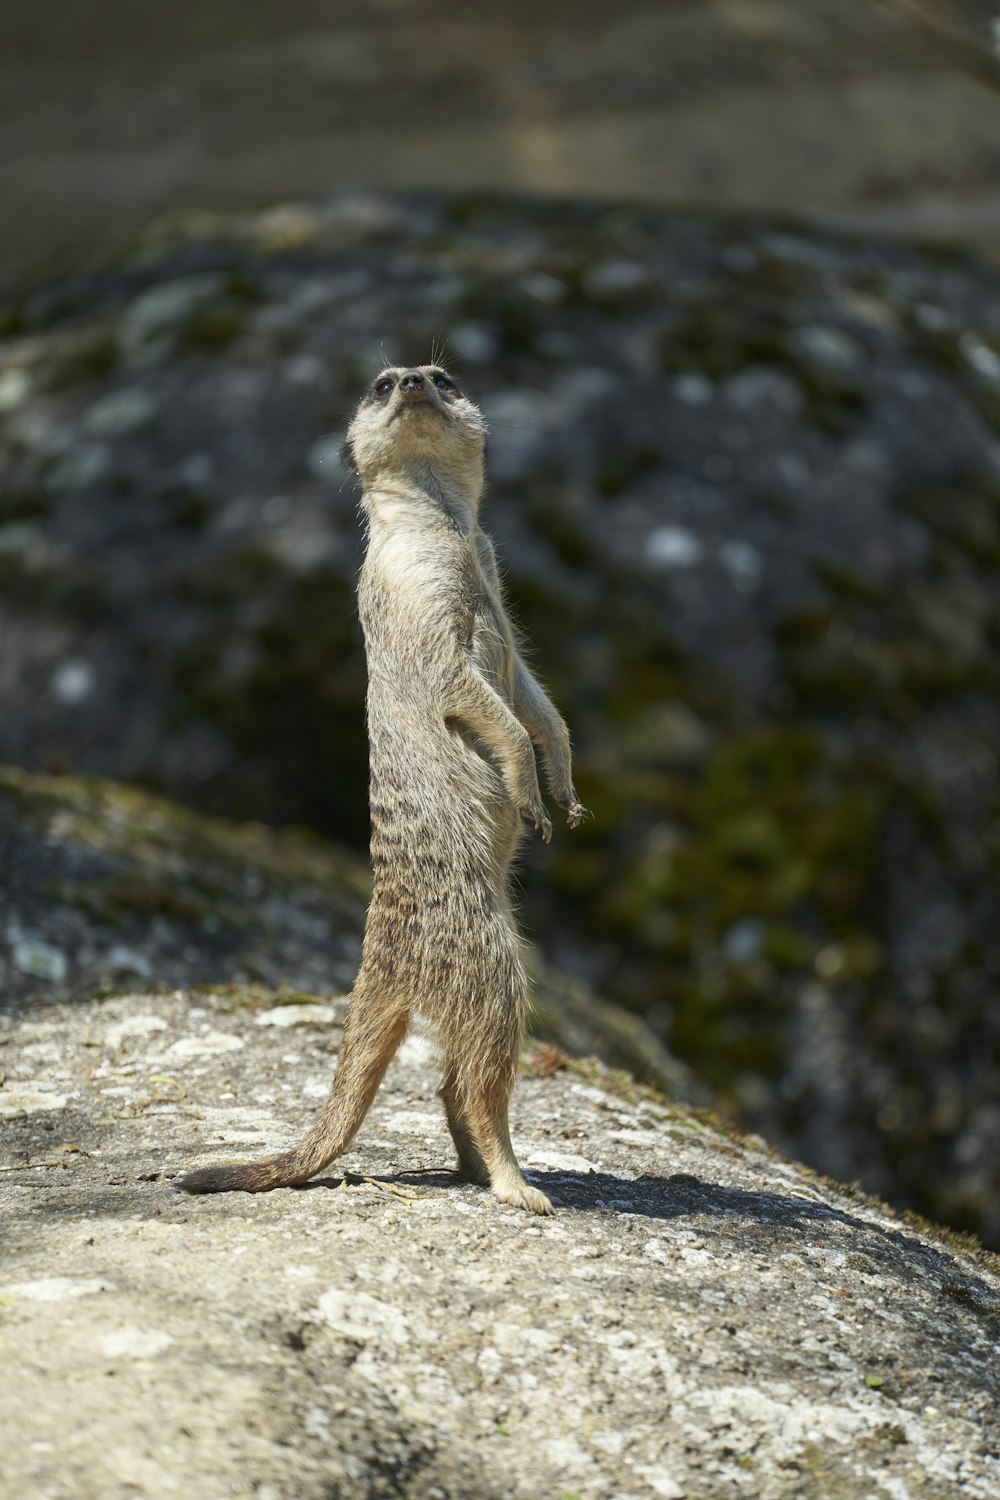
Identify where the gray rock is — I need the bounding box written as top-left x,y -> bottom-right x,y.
0,522 -> 42,555
50,660 -> 95,706
83,387 -> 157,437
12,937 -> 68,982
791,323 -> 864,372
581,258 -> 647,299
1,986 -> 997,1500
447,322 -> 499,365
723,366 -> 803,415
121,273 -> 228,358
645,525 -> 703,569
44,442 -> 110,492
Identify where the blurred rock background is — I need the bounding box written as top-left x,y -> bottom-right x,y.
2,1 -> 1000,1244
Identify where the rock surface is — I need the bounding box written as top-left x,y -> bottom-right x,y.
2,984 -> 999,1500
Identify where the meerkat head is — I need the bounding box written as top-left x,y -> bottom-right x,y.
341,365 -> 487,505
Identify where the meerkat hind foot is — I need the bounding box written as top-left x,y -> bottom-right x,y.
492,1178 -> 554,1215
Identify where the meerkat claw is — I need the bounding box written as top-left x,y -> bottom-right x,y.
566,802 -> 588,829
522,801 -> 552,841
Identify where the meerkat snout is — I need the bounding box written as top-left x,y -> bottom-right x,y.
342,364 -> 487,491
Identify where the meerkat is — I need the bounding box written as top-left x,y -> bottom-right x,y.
178,363 -> 586,1214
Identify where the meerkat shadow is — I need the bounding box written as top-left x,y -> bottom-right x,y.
303,1166 -> 846,1227
322,1167 -> 1000,1280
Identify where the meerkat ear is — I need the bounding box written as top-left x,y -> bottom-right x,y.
340,437 -> 358,474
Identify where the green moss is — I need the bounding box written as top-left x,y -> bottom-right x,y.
659,302 -> 868,434
40,327 -> 118,391
457,283 -> 544,357
902,471 -> 1000,567
775,563 -> 1000,719
595,444 -> 662,499
0,553 -> 111,624
191,982 -> 332,1012
0,489 -> 50,522
520,467 -> 601,567
171,561 -> 369,839
0,764 -> 370,900
812,558 -> 887,606
178,304 -> 250,351
0,299 -> 25,338
659,304 -> 789,382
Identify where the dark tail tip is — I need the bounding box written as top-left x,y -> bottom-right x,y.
176,1163 -> 260,1195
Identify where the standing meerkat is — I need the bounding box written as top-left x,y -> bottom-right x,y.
178,363 -> 586,1214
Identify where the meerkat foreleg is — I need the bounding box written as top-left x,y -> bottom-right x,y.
512,658 -> 587,827
445,666 -> 553,841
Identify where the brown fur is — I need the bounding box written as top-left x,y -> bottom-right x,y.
177,364 -> 586,1213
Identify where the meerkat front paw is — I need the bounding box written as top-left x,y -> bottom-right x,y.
516,790 -> 552,842
532,807 -> 554,844
553,785 -> 588,829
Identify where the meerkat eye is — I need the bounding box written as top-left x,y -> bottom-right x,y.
434,374 -> 454,392
374,377 -> 395,398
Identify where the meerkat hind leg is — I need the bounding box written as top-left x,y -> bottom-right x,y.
464,1075 -> 553,1215
440,1062 -> 490,1186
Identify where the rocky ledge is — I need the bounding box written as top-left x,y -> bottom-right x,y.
2,984 -> 999,1500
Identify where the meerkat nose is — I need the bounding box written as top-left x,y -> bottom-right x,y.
398,372 -> 426,391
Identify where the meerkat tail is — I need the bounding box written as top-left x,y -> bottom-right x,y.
177,982 -> 411,1195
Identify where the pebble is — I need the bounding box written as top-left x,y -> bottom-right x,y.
104,1014 -> 168,1046
316,1290 -> 411,1345
256,1003 -> 340,1028
2,1277 -> 111,1301
101,1327 -> 175,1359
0,1090 -> 68,1118
164,1033 -> 245,1059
